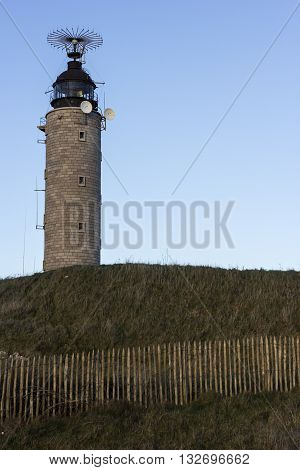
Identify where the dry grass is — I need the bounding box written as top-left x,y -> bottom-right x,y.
0,263 -> 299,355
1,392 -> 299,450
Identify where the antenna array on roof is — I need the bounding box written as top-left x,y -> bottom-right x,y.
47,27 -> 103,59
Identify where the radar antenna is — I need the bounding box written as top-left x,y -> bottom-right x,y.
47,27 -> 103,60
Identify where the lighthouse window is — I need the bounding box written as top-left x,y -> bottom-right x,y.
78,176 -> 86,187
78,222 -> 86,232
79,130 -> 86,141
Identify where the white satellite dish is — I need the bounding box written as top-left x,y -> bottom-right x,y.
80,101 -> 93,114
104,108 -> 116,121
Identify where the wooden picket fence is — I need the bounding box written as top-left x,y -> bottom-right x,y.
0,335 -> 299,422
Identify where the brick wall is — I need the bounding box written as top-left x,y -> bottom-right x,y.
44,107 -> 102,271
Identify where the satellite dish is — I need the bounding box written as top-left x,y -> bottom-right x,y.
104,108 -> 116,121
80,101 -> 93,114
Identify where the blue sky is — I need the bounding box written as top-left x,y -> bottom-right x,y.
0,0 -> 300,277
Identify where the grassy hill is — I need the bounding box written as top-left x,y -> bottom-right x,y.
0,264 -> 299,450
0,264 -> 299,355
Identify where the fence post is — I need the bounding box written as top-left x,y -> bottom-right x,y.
193,341 -> 197,401
283,337 -> 288,392
126,348 -> 130,402
208,341 -> 212,392
69,353 -> 74,415
116,349 -> 120,401
163,344 -> 167,402
198,341 -> 203,394
292,336 -> 296,389
204,341 -> 208,392
157,345 -> 163,403
278,336 -> 283,392
121,348 -> 125,401
173,343 -> 178,405
24,358 -> 30,421
101,350 -> 105,405
106,349 -> 111,403
29,356 -> 35,420
178,342 -> 183,405
187,342 -> 192,402
143,347 -> 147,407
112,348 -> 116,401
13,356 -> 18,418
1,359 -> 8,422
138,347 -> 142,404
148,346 -> 152,405
18,357 -> 24,421
133,347 -> 137,403
212,341 -> 217,394
296,336 -> 300,386
75,353 -> 79,412
218,341 -> 222,395
223,340 -> 228,397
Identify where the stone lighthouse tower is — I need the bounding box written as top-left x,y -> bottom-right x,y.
38,28 -> 108,271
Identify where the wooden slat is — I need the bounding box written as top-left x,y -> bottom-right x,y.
116,349 -> 120,401
296,336 -> 300,386
213,340 -> 217,393
122,348 -> 125,401
18,358 -> 24,420
6,357 -> 13,419
152,345 -> 158,403
187,342 -> 192,402
178,342 -> 183,405
223,340 -> 228,397
173,343 -> 178,405
193,341 -> 197,401
112,348 -> 116,400
1,359 -> 8,422
29,356 -> 35,420
291,336 -> 296,389
265,336 -> 271,392
36,356 -> 41,418
242,338 -> 247,393
69,353 -> 74,415
204,341 -> 208,392
81,352 -> 85,411
47,356 -> 51,417
58,354 -> 63,415
288,337 -> 292,391
64,354 -> 69,414
138,347 -> 142,404
133,347 -> 137,403
198,341 -> 203,394
24,358 -> 30,421
148,346 -> 152,404
218,341 -> 222,395
256,337 -> 261,392
101,350 -> 105,405
86,352 -> 90,409
273,337 -> 278,391
91,350 -> 95,404
251,337 -> 256,393
143,347 -> 147,407
208,341 -> 212,392
163,344 -> 167,402
157,345 -> 163,403
106,349 -> 110,403
168,343 -> 172,403
237,339 -> 242,394
278,336 -> 283,392
95,350 -> 100,404
13,356 -> 18,418
126,348 -> 130,402
283,336 -> 288,392
233,339 -> 237,395
75,353 -> 79,412
52,355 -> 56,417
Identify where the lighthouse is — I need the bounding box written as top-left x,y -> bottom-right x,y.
38,28 -> 107,271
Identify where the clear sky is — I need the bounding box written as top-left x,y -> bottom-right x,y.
0,0 -> 300,277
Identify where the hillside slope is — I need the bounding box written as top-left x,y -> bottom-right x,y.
0,264 -> 299,355
1,393 -> 299,450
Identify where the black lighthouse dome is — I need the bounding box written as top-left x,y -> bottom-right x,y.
51,60 -> 98,110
